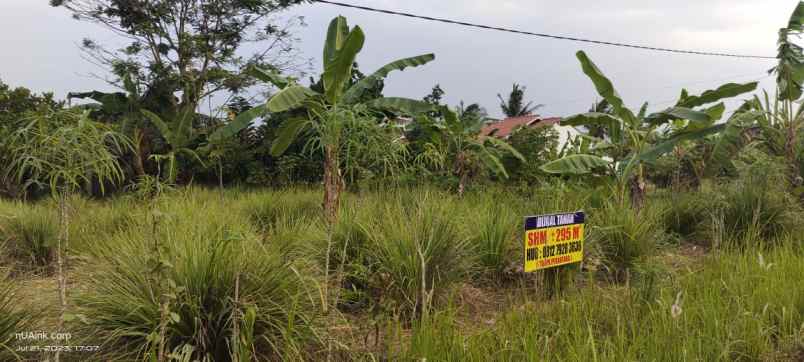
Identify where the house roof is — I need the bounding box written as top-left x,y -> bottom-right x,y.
480,115 -> 561,138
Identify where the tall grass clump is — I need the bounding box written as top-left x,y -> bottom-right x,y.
69,196 -> 141,253
0,202 -> 57,271
326,198 -> 379,312
242,189 -> 322,231
708,160 -> 802,247
465,200 -> 517,278
0,273 -> 38,361
589,202 -> 667,281
360,193 -> 473,317
74,197 -> 320,361
659,188 -> 712,241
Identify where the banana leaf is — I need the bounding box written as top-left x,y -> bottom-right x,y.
343,54 -> 435,104
323,25 -> 365,103
540,154 -> 611,175
270,117 -> 309,157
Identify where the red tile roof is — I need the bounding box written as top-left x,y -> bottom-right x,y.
481,115 -> 561,138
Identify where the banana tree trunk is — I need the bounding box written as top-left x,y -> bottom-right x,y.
630,165 -> 646,210
785,121 -> 800,184
457,171 -> 468,197
323,145 -> 342,226
132,129 -> 148,178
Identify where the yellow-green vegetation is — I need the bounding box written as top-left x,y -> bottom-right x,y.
0,180 -> 802,361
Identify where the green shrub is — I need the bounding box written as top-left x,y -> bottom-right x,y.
661,189 -> 711,240
589,202 -> 667,281
714,177 -> 800,246
361,195 -> 473,316
503,125 -> 559,184
74,202 -> 320,361
692,157 -> 803,248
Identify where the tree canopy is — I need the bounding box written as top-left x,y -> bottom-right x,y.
51,0 -> 307,116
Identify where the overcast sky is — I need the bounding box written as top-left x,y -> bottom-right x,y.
0,0 -> 796,119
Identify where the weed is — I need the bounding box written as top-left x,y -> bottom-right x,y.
589,202 -> 668,281
361,194 -> 473,317
73,199 -> 320,361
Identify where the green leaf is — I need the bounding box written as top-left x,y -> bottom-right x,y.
249,66 -> 292,89
704,102 -> 726,123
617,154 -> 642,180
343,54 -> 436,104
68,91 -> 130,114
638,124 -> 726,163
270,118 -> 309,157
208,107 -> 267,143
122,73 -> 138,97
485,136 -> 525,162
637,102 -> 649,119
323,16 -> 350,68
787,1 -> 804,30
646,107 -> 713,126
442,106 -> 460,127
141,109 -> 173,144
323,25 -> 365,104
177,148 -> 205,168
174,107 -> 196,148
540,154 -> 611,175
562,112 -> 623,143
480,147 -> 509,178
366,97 -> 435,115
267,86 -> 317,113
676,82 -> 758,108
575,51 -> 637,125
705,111 -> 760,176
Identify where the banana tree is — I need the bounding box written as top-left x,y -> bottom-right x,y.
416,106 -> 525,196
141,109 -> 204,184
747,90 -> 804,186
540,51 -> 757,208
765,1 -> 804,183
68,75 -> 147,177
249,16 -> 436,225
198,106 -> 268,192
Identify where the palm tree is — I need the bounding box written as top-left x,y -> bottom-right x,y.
249,16 -> 435,225
498,83 -> 542,117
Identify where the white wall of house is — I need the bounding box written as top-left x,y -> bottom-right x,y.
552,124 -> 581,150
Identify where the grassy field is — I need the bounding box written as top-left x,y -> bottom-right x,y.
1,180 -> 803,361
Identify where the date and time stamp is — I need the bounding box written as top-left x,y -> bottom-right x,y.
11,331 -> 101,354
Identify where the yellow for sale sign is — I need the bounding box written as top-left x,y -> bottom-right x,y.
524,212 -> 585,272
